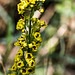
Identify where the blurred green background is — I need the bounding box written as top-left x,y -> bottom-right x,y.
0,0 -> 75,75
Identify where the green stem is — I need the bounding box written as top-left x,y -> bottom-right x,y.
16,69 -> 19,75
29,8 -> 34,43
28,9 -> 33,52
29,16 -> 31,44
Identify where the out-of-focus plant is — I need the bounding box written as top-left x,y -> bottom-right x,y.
56,0 -> 75,17
8,0 -> 47,75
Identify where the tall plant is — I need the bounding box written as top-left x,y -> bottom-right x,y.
8,0 -> 47,75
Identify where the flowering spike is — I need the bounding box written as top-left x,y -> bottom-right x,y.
8,0 -> 47,75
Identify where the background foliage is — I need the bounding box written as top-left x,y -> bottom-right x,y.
0,0 -> 75,75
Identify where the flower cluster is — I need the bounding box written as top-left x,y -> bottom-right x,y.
18,0 -> 45,14
8,0 -> 47,75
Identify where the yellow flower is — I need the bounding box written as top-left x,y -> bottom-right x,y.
34,32 -> 41,39
30,4 -> 34,7
33,26 -> 40,32
26,53 -> 34,61
40,21 -> 48,27
29,0 -> 36,4
17,3 -> 25,14
39,9 -> 44,13
28,60 -> 35,67
18,34 -> 26,41
21,34 -> 26,39
36,41 -> 41,47
14,41 -> 20,46
17,61 -> 24,68
16,24 -> 24,30
36,38 -> 42,42
20,67 -> 28,75
28,43 -> 33,48
8,63 -> 17,71
35,37 -> 42,47
16,18 -> 25,30
17,49 -> 23,57
14,38 -> 24,47
28,68 -> 34,73
32,17 -> 37,23
17,1 -> 29,14
22,29 -> 25,32
32,41 -> 36,45
15,56 -> 20,63
18,18 -> 25,24
36,19 -> 40,23
21,41 -> 27,47
32,45 -> 37,52
23,1 -> 29,7
40,20 -> 44,25
18,37 -> 25,41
